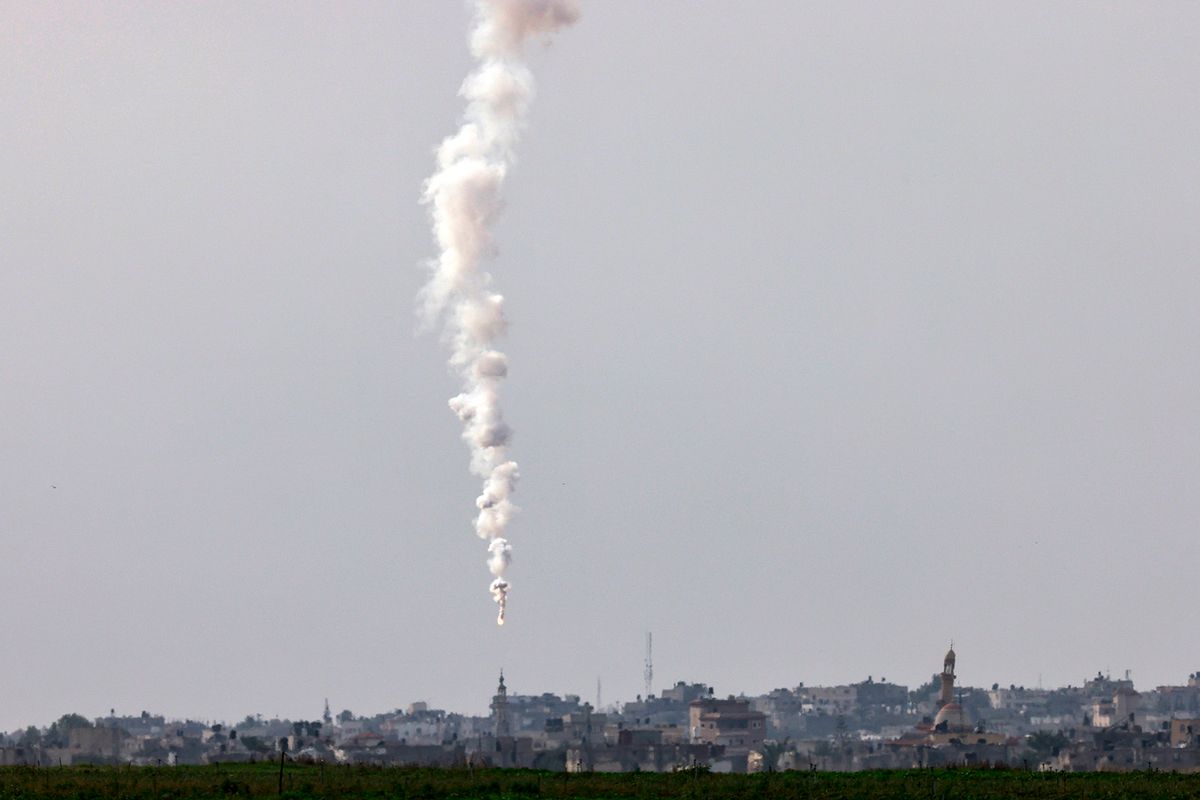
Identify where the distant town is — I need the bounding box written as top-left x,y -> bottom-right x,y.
6,646 -> 1200,773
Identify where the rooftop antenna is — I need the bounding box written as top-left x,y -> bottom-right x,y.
644,632 -> 654,699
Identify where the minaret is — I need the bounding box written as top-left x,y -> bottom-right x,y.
323,698 -> 332,727
491,670 -> 510,737
939,644 -> 956,707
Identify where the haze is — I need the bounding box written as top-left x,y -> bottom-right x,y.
1,1 -> 1198,731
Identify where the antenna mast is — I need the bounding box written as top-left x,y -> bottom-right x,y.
644,632 -> 653,699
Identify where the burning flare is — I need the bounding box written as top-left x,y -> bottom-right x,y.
420,0 -> 579,624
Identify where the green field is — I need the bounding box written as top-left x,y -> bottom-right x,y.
1,764 -> 1198,800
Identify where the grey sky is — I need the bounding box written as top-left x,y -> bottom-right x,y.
2,1 -> 1198,731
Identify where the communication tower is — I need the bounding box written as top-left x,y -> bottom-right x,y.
644,632 -> 653,699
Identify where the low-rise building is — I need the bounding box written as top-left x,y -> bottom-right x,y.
1170,718 -> 1200,748
689,697 -> 766,755
799,685 -> 857,716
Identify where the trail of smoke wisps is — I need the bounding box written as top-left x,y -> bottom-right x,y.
420,0 -> 579,625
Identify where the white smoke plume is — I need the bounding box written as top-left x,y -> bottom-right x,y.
421,0 -> 579,626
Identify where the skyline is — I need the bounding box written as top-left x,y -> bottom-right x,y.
14,652 -> 1200,772
0,649 -> 1182,731
0,638 -> 1181,732
2,1 -> 1199,733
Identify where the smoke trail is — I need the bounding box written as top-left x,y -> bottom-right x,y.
421,0 -> 579,625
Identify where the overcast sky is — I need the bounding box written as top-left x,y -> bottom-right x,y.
2,1 -> 1199,731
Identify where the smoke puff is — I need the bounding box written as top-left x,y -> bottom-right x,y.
473,421 -> 511,449
464,62 -> 534,134
487,537 -> 512,576
448,393 -> 474,421
475,351 -> 509,379
471,0 -> 580,60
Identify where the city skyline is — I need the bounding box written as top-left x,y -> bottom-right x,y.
0,642 -> 1183,733
8,645 -> 1200,772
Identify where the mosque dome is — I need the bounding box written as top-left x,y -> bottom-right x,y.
933,701 -> 969,731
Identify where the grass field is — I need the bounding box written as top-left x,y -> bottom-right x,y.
1,764 -> 1198,799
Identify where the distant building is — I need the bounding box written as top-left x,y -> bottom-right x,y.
619,681 -> 707,729
1084,671 -> 1134,700
67,726 -> 128,763
491,672 -> 510,737
660,682 -> 710,705
1170,719 -> 1200,748
1093,686 -> 1141,728
1155,674 -> 1200,715
988,687 -> 1050,715
892,645 -> 1008,751
505,692 -> 588,733
799,685 -> 857,716
689,697 -> 765,755
853,677 -> 908,715
932,646 -> 969,733
752,687 -> 804,737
